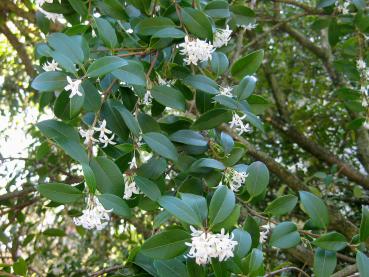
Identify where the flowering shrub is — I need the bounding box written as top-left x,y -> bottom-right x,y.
4,0 -> 367,276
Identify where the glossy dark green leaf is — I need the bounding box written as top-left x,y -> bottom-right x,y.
113,105 -> 141,136
230,5 -> 256,27
357,251 -> 369,276
82,163 -> 97,193
209,185 -> 235,226
143,132 -> 179,161
264,195 -> 298,216
81,79 -> 101,112
360,205 -> 369,242
180,193 -> 208,222
101,100 -> 130,140
270,222 -> 300,249
87,56 -> 127,77
31,71 -> 67,91
141,229 -> 191,259
38,183 -> 83,203
154,259 -> 189,277
192,109 -> 232,130
211,52 -> 229,76
314,248 -> 337,277
95,17 -> 118,48
134,176 -> 162,201
248,248 -> 263,273
235,76 -> 257,100
54,90 -> 84,120
184,75 -> 219,95
48,32 -> 84,64
204,1 -> 230,18
112,63 -> 146,86
245,161 -> 269,197
152,27 -> 186,38
43,228 -> 65,237
151,85 -> 186,111
135,17 -> 176,36
181,7 -> 213,40
231,50 -> 264,80
158,196 -> 202,226
170,130 -> 208,146
232,229 -> 252,257
299,191 -> 329,229
312,232 -> 347,251
97,193 -> 131,218
90,156 -> 125,196
189,158 -> 225,172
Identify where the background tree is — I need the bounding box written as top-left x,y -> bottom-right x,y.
0,0 -> 369,276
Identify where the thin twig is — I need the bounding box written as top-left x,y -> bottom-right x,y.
89,265 -> 124,277
264,266 -> 310,277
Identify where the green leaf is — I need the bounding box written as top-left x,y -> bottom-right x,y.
141,229 -> 191,259
357,251 -> 369,277
181,7 -> 213,40
248,248 -> 263,273
230,5 -> 256,27
143,132 -> 179,161
113,105 -> 141,136
270,222 -> 300,249
360,205 -> 369,242
154,259 -> 189,277
90,156 -> 125,196
312,232 -> 347,251
192,108 -> 232,130
211,52 -> 229,76
13,258 -> 27,276
184,75 -> 219,95
50,51 -> 76,73
54,90 -> 84,120
158,196 -> 202,226
97,193 -> 131,218
243,216 -> 260,248
96,0 -> 128,20
112,63 -> 146,86
134,176 -> 162,201
87,56 -> 127,77
232,229 -> 252,257
231,50 -> 264,80
180,193 -> 208,222
170,130 -> 208,146
135,17 -> 176,36
245,161 -> 269,197
209,185 -> 235,226
31,71 -> 67,91
314,248 -> 337,277
151,85 -> 186,111
235,76 -> 257,100
82,163 -> 97,193
189,158 -> 225,172
38,183 -> 83,203
264,195 -> 298,216
95,17 -> 118,48
67,0 -> 88,17
101,100 -> 130,140
212,205 -> 240,232
81,79 -> 101,112
204,1 -> 230,18
48,32 -> 84,64
53,137 -> 89,163
43,228 -> 66,237
317,0 -> 336,8
152,27 -> 186,39
37,119 -> 79,142
299,191 -> 329,229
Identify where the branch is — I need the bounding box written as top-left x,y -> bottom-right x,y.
264,266 -> 310,277
0,187 -> 36,202
0,1 -> 35,23
0,23 -> 36,77
331,264 -> 358,277
272,0 -> 323,14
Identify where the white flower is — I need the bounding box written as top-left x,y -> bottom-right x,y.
143,90 -> 153,105
38,8 -> 64,22
35,0 -> 53,6
157,75 -> 175,86
224,168 -> 248,192
178,36 -> 215,66
229,113 -> 251,135
64,76 -> 82,98
91,29 -> 97,38
259,223 -> 275,244
360,85 -> 368,95
362,97 -> 369,108
94,120 -> 112,138
79,129 -> 98,145
337,1 -> 350,14
73,195 -> 112,231
239,23 -> 257,31
129,156 -> 137,169
123,175 -> 140,199
219,86 -> 233,97
42,60 -> 61,72
99,133 -> 116,148
364,121 -> 369,130
126,28 -> 134,34
185,226 -> 238,265
213,25 -> 232,48
357,59 -> 367,71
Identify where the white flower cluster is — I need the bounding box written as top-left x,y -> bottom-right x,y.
229,113 -> 251,135
259,223 -> 275,244
219,86 -> 233,97
179,36 -> 215,65
123,157 -> 141,200
336,1 -> 350,14
238,23 -> 257,31
36,0 -> 64,22
79,120 -> 116,147
185,226 -> 238,265
223,168 -> 248,192
42,59 -> 61,72
143,90 -> 153,105
356,59 -> 369,108
213,25 -> 232,48
65,76 -> 82,98
73,195 -> 112,231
